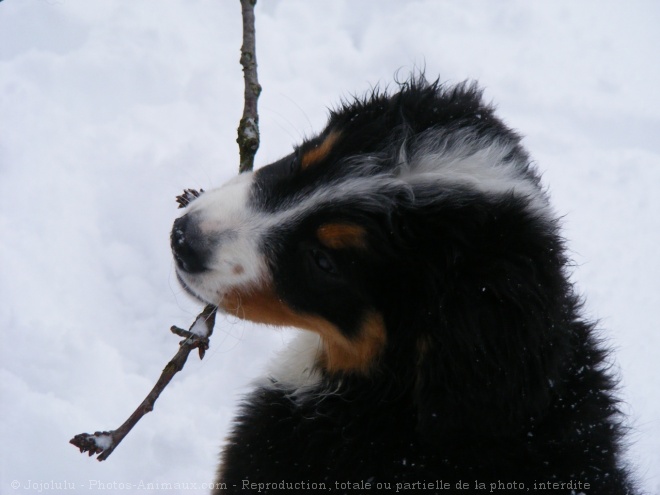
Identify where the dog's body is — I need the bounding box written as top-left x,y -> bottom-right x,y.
171,78 -> 634,493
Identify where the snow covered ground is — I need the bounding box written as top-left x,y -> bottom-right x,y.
1,1 -> 658,493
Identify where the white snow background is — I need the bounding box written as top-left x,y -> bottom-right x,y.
1,1 -> 658,493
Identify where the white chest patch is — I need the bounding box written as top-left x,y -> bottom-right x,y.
259,331 -> 323,392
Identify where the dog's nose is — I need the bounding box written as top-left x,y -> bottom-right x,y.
171,214 -> 208,273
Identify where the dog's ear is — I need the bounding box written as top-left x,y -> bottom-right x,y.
409,195 -> 568,441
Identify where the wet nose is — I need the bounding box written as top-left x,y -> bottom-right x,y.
171,214 -> 208,273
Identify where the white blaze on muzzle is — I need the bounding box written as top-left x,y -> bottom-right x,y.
172,171 -> 269,305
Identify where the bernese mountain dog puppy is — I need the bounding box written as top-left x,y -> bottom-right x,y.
171,77 -> 635,494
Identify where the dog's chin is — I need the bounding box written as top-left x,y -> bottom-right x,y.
175,270 -> 218,305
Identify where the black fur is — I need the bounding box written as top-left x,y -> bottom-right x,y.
203,78 -> 634,493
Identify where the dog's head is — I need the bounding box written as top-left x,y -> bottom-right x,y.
172,77 -> 568,434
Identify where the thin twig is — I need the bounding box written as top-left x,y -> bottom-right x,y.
237,0 -> 261,173
175,188 -> 204,209
71,0 -> 261,462
70,305 -> 217,460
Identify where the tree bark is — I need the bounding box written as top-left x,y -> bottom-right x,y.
237,0 -> 261,173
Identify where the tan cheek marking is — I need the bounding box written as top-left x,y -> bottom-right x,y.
221,286 -> 337,334
221,287 -> 385,374
301,130 -> 341,169
319,311 -> 387,374
317,223 -> 368,250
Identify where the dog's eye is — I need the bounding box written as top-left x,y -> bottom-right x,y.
310,248 -> 337,274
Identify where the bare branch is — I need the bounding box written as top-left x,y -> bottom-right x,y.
70,305 -> 217,461
237,0 -> 261,173
175,188 -> 204,209
71,1 -> 262,462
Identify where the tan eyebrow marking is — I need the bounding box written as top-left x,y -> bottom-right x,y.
301,130 -> 341,169
317,223 -> 368,250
